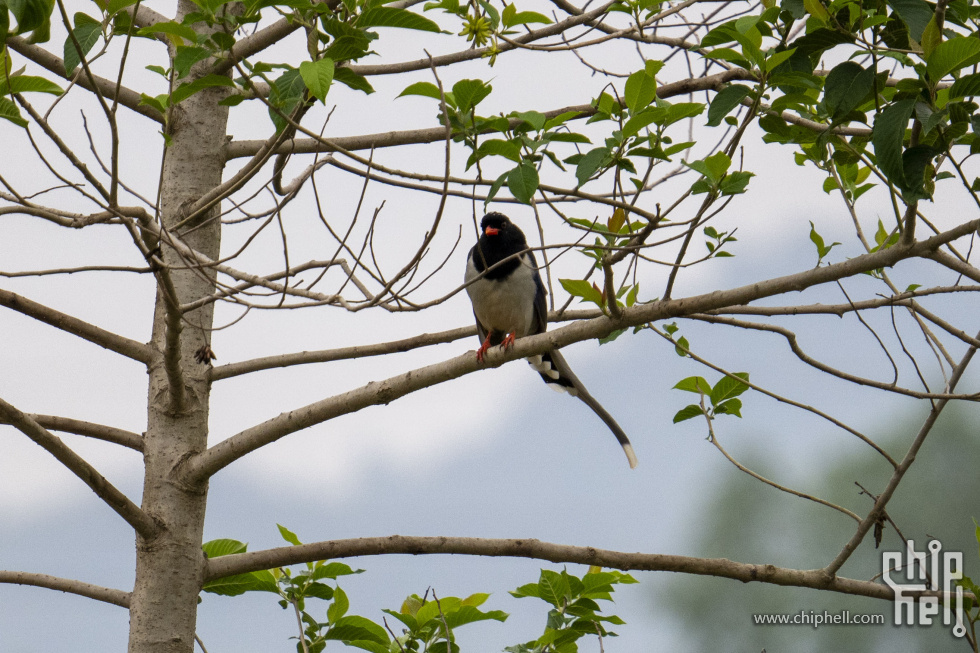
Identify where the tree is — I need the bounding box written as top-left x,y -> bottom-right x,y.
2,0 -> 980,647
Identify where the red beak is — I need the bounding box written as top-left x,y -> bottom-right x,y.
485,227 -> 500,236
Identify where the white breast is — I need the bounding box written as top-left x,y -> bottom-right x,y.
465,253 -> 539,337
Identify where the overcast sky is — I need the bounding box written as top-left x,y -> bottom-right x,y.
2,0 -> 979,650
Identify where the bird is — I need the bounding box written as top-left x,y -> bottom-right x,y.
464,212 -> 638,469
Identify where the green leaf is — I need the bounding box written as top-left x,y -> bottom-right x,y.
305,582 -> 335,601
169,73 -> 234,106
311,561 -> 363,579
5,0 -> 54,42
444,605 -> 509,628
502,4 -> 551,27
872,99 -> 915,190
950,73 -> 980,99
334,67 -> 374,94
510,582 -> 541,599
277,523 -> 302,546
0,97 -> 27,127
559,278 -> 603,305
0,74 -> 62,96
674,376 -> 711,394
299,57 -> 334,103
485,170 -> 508,205
763,47 -> 797,72
707,84 -> 752,126
397,80 -> 443,101
106,0 -> 139,14
452,78 -> 491,113
719,171 -> 754,195
809,221 -> 840,260
325,616 -> 390,644
139,93 -> 168,113
575,147 -> 609,185
202,538 -> 248,558
538,570 -> 571,607
927,37 -> 980,82
64,12 -> 102,74
803,0 -> 829,23
474,138 -> 521,163
357,7 -> 441,31
662,102 -> 705,126
709,372 -> 750,406
327,587 -> 349,624
513,110 -> 546,131
920,15 -> 941,59
507,163 -> 539,204
542,131 -> 591,144
599,328 -> 627,344
621,108 -> 662,139
202,569 -> 278,596
714,397 -> 743,417
323,34 -> 372,61
886,0 -> 932,41
173,45 -> 212,79
673,404 -> 704,423
624,66 -> 658,113
823,62 -> 875,120
136,20 -> 199,44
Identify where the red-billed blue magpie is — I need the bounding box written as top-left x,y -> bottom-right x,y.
464,212 -> 638,469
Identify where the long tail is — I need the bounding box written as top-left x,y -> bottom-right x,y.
528,350 -> 638,469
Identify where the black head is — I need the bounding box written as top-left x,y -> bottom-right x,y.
472,212 -> 529,278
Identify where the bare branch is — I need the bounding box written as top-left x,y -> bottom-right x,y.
203,534 -> 937,604
0,288 -> 154,364
825,332 -> 978,576
0,414 -> 144,451
0,571 -> 130,608
211,326 -> 474,380
692,315 -> 971,400
0,397 -> 158,538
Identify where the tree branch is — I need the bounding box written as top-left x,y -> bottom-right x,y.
0,397 -> 158,538
4,36 -> 164,124
183,219 -> 978,483
223,69 -> 752,160
0,288 -> 154,364
0,413 -> 143,451
203,534 -> 947,604
210,326 -> 475,381
0,570 -> 130,608
824,331 -> 978,576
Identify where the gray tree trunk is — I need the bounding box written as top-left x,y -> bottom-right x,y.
128,3 -> 229,648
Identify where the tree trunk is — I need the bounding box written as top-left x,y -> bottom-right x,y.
128,4 -> 229,649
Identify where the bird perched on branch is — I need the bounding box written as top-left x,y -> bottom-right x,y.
464,212 -> 638,469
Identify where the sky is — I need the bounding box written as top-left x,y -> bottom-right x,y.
2,0 -> 980,650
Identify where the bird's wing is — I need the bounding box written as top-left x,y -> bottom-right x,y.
525,250 -> 549,336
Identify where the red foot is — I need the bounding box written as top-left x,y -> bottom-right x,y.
476,334 -> 493,363
500,332 -> 516,351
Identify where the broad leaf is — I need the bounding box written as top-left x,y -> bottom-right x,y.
507,163 -> 539,204
926,36 -> 980,82
64,12 -> 102,74
707,84 -> 752,126
299,57 -> 334,103
872,99 -> 915,190
357,7 -> 440,32
886,0 -> 932,40
823,61 -> 874,120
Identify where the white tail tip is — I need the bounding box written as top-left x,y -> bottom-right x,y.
623,443 -> 638,469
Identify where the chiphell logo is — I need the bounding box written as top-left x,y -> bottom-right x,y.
882,539 -> 965,637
